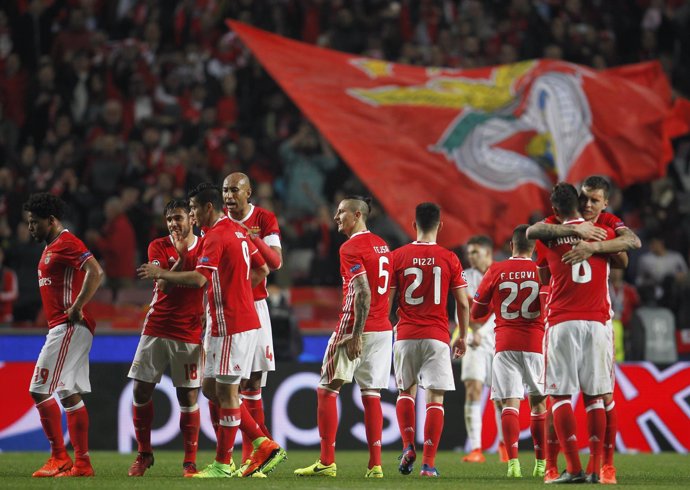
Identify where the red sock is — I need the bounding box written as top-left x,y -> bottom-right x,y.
501,407 -> 520,460
552,396 -> 582,474
361,392 -> 383,468
133,400 -> 153,453
242,390 -> 271,437
530,411 -> 546,460
241,390 -> 267,461
180,406 -> 200,464
216,407 -> 240,464
585,398 -> 605,475
546,402 -> 560,471
240,403 -> 264,441
208,400 -> 220,439
66,402 -> 90,463
36,398 -> 68,459
317,388 -> 339,465
422,403 -> 444,467
396,395 -> 416,449
604,401 -> 617,466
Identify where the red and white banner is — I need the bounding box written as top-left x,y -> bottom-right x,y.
228,20 -> 688,247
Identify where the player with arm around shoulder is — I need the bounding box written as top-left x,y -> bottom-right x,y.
535,183 -> 616,484
25,193 -> 104,478
390,202 -> 470,478
138,184 -> 284,479
472,225 -> 547,479
294,196 -> 393,479
127,200 -> 205,477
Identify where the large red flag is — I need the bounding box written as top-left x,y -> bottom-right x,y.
228,20 -> 687,247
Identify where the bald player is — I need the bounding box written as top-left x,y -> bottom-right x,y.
221,172 -> 283,473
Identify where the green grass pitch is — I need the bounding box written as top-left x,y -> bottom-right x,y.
1,450 -> 688,488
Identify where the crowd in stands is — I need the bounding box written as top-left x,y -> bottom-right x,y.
0,0 -> 689,358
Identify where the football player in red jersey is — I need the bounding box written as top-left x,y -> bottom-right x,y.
295,196 -> 392,479
390,202 -> 470,477
25,193 -> 104,478
527,176 -> 639,484
472,225 -> 547,479
127,200 -> 204,477
138,184 -> 285,479
222,172 -> 282,473
535,183 -> 625,484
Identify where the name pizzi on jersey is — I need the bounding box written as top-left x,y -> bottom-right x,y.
412,257 -> 435,266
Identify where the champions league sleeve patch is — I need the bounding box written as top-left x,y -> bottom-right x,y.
350,264 -> 362,273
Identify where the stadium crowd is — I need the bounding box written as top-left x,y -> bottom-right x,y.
1,0 -> 690,353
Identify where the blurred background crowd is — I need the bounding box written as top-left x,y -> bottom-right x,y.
1,0 -> 690,361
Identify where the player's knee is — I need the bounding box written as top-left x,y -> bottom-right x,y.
30,391 -> 50,404
132,383 -> 154,405
177,387 -> 199,407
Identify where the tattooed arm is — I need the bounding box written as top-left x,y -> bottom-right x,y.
342,273 -> 371,361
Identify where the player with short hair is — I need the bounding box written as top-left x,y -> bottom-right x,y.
535,183 -> 622,484
127,200 -> 204,477
222,172 -> 282,475
25,193 -> 104,478
294,196 -> 392,478
527,175 -> 639,484
390,202 -> 470,477
454,235 -> 508,463
138,183 -> 285,479
472,224 -> 547,479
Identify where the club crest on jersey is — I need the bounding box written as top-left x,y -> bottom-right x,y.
350,264 -> 362,273
44,252 -> 51,264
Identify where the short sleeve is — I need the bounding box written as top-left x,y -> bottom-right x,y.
196,233 -> 221,271
340,247 -> 366,283
450,253 -> 468,289
58,236 -> 93,270
260,212 -> 282,248
148,240 -> 169,269
599,212 -> 626,231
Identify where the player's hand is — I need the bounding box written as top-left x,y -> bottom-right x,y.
138,263 -> 163,280
452,337 -> 467,358
65,304 -> 84,324
469,329 -> 481,348
574,221 -> 607,241
562,241 -> 594,264
171,231 -> 187,257
236,221 -> 259,239
342,335 -> 362,361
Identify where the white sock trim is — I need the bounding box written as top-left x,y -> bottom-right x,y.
219,419 -> 240,427
426,404 -> 444,413
133,400 -> 152,408
361,390 -> 381,398
240,392 -> 262,401
585,399 -> 605,412
179,403 -> 199,413
397,394 -> 415,403
605,401 -> 616,411
36,397 -> 55,407
502,406 -> 519,415
552,399 -> 571,412
318,386 -> 340,395
64,400 -> 85,412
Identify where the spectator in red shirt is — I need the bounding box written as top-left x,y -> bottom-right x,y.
86,196 -> 136,301
0,247 -> 18,325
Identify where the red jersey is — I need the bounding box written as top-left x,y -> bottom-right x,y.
196,217 -> 264,337
38,230 -> 96,333
228,204 -> 281,301
473,258 -> 544,353
336,230 -> 392,337
544,211 -> 626,231
536,219 -> 614,326
143,235 -> 204,344
391,242 -> 467,343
